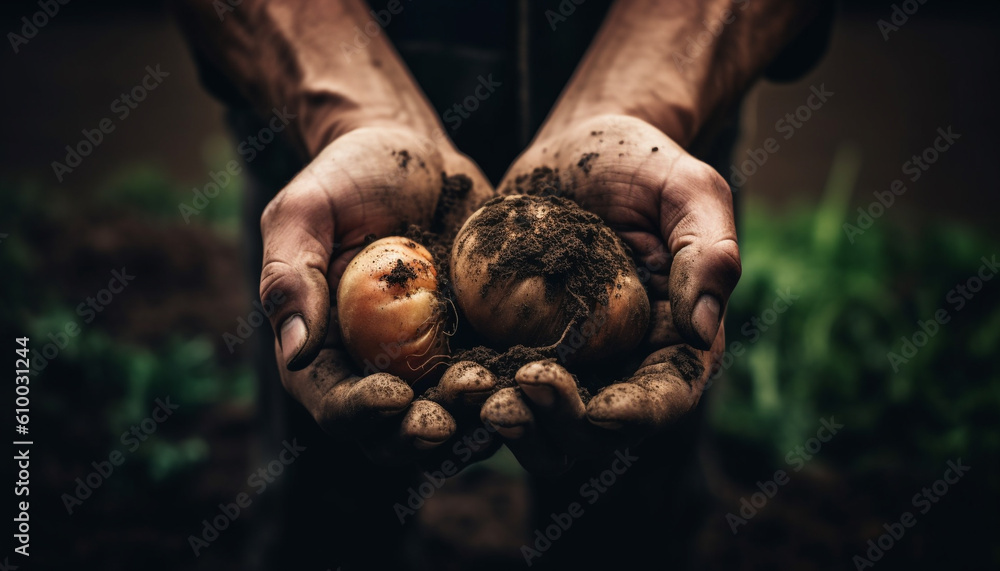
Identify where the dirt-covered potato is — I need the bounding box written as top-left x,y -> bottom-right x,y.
337,237 -> 449,384
450,195 -> 650,364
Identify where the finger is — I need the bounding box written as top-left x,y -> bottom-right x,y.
518,360 -> 633,456
417,423 -> 502,472
587,324 -> 724,431
355,399 -> 457,465
260,175 -> 338,371
435,361 -> 498,408
481,388 -> 572,475
278,334 -> 452,464
618,230 -> 671,298
285,353 -> 446,464
274,314 -> 413,425
515,361 -> 585,420
336,373 -> 416,423
400,400 -> 457,450
481,387 -> 534,439
661,161 -> 741,349
644,300 -> 684,348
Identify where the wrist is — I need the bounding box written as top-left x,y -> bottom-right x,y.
538,98 -> 703,149
289,88 -> 451,158
534,0 -> 819,150
534,77 -> 706,152
302,106 -> 462,175
176,0 -> 449,159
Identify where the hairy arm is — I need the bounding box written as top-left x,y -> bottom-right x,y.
540,0 -> 826,146
170,0 -> 496,462
171,0 -> 447,157
488,0 -> 830,473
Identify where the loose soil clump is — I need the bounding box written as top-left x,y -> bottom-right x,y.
381,258 -> 418,287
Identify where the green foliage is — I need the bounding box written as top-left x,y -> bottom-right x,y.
28,321 -> 255,482
710,145 -> 1000,481
1,156 -> 253,483
96,135 -> 245,235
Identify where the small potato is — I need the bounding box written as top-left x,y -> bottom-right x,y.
337,237 -> 449,384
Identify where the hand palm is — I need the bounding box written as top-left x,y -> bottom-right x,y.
260,126 -> 495,464
483,114 -> 740,473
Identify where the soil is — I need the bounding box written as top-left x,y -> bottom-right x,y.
432,172 -> 473,235
382,258 -> 418,287
403,171 -> 475,298
500,166 -> 570,199
444,345 -> 592,403
456,345 -> 552,380
576,152 -> 599,175
461,195 -> 630,314
393,149 -> 412,169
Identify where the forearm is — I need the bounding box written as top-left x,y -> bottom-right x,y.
171,0 -> 445,157
539,0 -> 825,147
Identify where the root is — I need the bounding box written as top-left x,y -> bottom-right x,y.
537,290 -> 590,353
404,318 -> 451,383
442,296 -> 459,337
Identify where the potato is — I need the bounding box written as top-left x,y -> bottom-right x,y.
450,196 -> 649,364
337,237 -> 449,383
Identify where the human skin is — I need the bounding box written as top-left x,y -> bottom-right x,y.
172,0 -> 497,463
172,0 -> 825,468
482,0 -> 827,473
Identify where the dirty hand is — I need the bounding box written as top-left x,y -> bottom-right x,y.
482,114 -> 737,473
260,126 -> 495,465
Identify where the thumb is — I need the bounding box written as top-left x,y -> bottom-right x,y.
663,166 -> 741,350
259,182 -> 336,370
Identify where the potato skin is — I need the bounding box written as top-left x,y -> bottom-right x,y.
337,237 -> 448,383
450,196 -> 650,364
576,269 -> 650,363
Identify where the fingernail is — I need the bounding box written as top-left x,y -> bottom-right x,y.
495,425 -> 526,439
520,383 -> 555,408
692,294 -> 721,347
414,437 -> 443,450
280,315 -> 307,365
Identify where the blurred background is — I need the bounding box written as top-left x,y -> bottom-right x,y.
2,0 -> 998,569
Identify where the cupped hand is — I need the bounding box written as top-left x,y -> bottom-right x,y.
259,126 -> 495,464
485,114 -> 739,473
